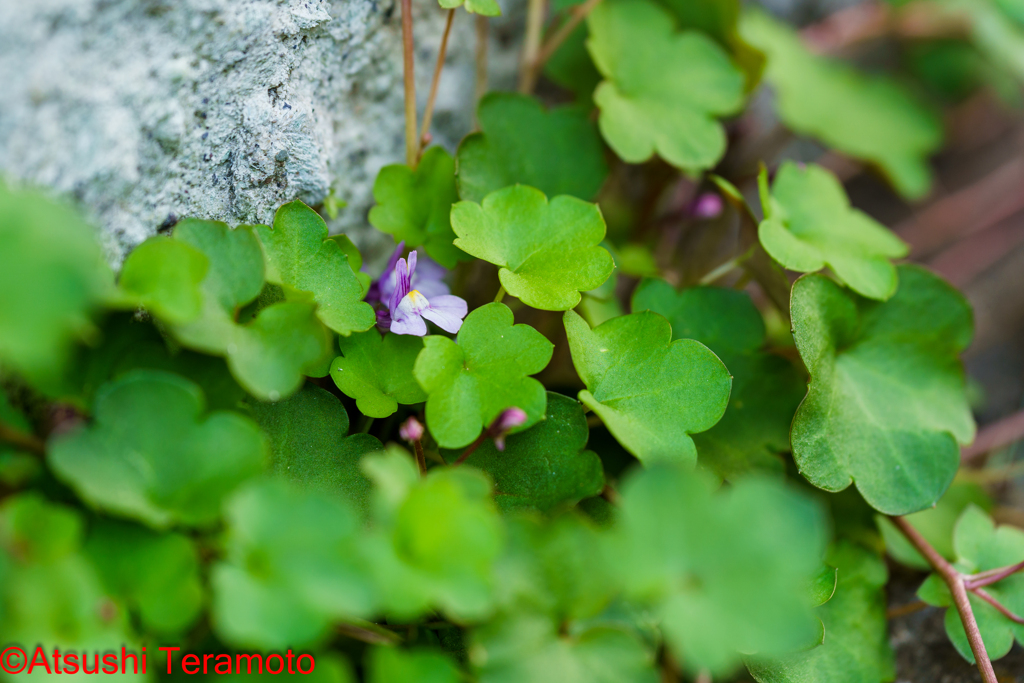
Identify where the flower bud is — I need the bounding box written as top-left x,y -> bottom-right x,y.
488,407 -> 528,451
399,416 -> 425,442
691,192 -> 723,220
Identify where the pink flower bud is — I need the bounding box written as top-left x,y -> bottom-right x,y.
691,192 -> 723,219
399,416 -> 424,442
488,407 -> 528,451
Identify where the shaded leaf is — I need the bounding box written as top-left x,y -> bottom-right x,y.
587,0 -> 746,171
367,647 -> 460,683
442,393 -> 605,513
758,163 -> 908,301
48,370 -> 267,528
456,93 -> 608,203
116,236 -> 208,324
563,309 -> 731,465
632,280 -> 804,478
369,147 -> 466,269
740,9 -> 942,199
451,186 -> 614,311
414,303 -> 553,449
790,266 -> 975,515
330,330 -> 427,419
248,383 -> 382,519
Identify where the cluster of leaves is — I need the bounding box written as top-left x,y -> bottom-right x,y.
3,0 -> 1024,681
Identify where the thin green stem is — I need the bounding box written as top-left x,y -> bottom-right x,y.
0,421 -> 45,456
493,285 -> 506,303
400,0 -> 419,168
358,415 -> 375,434
699,247 -> 754,285
420,9 -> 455,150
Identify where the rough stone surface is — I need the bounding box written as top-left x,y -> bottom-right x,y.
0,0 -> 523,266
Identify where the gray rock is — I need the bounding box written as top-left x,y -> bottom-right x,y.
0,0 -> 524,266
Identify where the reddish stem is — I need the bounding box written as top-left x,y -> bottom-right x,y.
419,9 -> 455,150
889,516 -> 997,683
971,587 -> 1024,625
400,0 -> 419,168
453,432 -> 487,466
412,439 -> 427,476
533,0 -> 603,70
0,421 -> 45,456
962,408 -> 1024,462
965,560 -> 1024,590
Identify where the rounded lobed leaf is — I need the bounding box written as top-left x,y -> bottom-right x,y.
451,186 -> 614,311
330,329 -> 427,419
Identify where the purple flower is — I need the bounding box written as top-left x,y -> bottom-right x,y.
690,192 -> 723,219
367,242 -> 450,306
383,250 -> 467,337
399,416 -> 425,442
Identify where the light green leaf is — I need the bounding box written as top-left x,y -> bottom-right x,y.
790,265 -> 975,515
877,480 -> 993,570
414,303 -> 554,449
451,186 -> 614,311
167,218 -> 333,401
438,0 -> 500,16
563,309 -> 731,465
586,0 -> 746,171
442,393 -> 605,513
0,184 -> 114,390
616,465 -> 828,675
248,383 -> 382,519
471,615 -> 658,683
362,449 -> 504,621
254,200 -> 376,335
331,330 -> 427,419
84,519 -> 203,635
212,479 -> 376,649
48,370 -> 268,528
758,162 -> 908,301
0,494 -> 144,674
918,505 -> 1024,663
740,9 -> 942,199
116,236 -> 208,323
369,147 -> 466,269
367,647 -> 460,683
632,280 -> 804,478
747,542 -> 895,683
456,93 -> 608,203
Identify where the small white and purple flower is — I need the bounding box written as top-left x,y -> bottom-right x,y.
376,248 -> 467,337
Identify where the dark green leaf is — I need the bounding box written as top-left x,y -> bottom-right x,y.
442,393 -> 604,513
456,93 -> 608,203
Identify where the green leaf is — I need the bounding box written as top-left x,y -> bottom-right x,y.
451,186 -> 614,311
456,93 -> 609,203
544,22 -> 603,101
0,494 -> 143,671
367,647 -> 460,683
48,369 -> 268,528
0,184 -> 114,390
330,330 -> 427,419
918,505 -> 1024,663
362,449 -> 504,621
470,615 -> 658,683
414,303 -> 553,449
586,0 -> 746,171
740,9 -> 942,199
438,0 -> 500,16
84,519 -> 203,635
116,236 -> 208,323
254,200 -> 376,335
369,147 -> 467,269
167,218 -> 333,401
616,465 -> 828,675
877,480 -> 993,570
248,383 -> 382,519
747,542 -> 895,683
212,479 -> 376,649
790,265 -> 975,515
758,163 -> 908,301
631,280 -> 804,478
563,309 -> 731,465
442,393 -> 605,513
